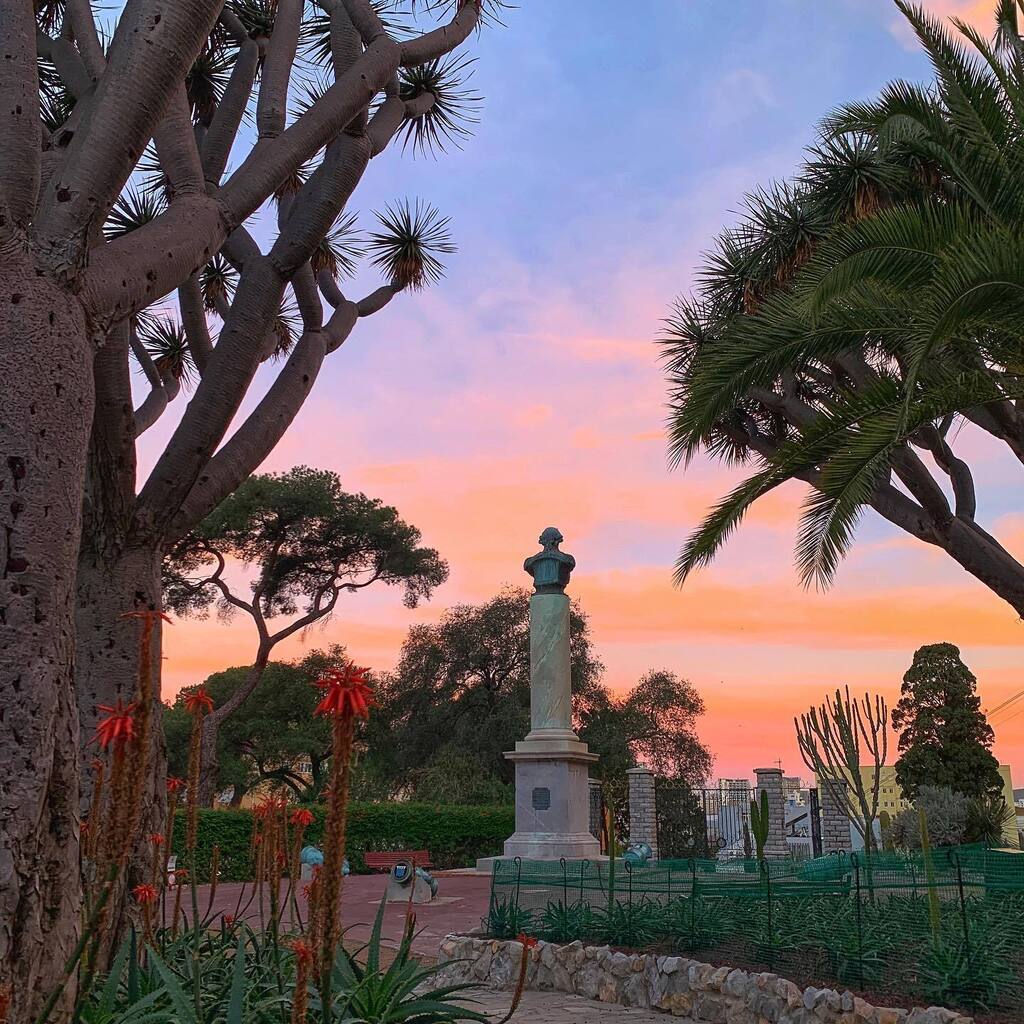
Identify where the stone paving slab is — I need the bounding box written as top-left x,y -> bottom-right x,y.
469,989 -> 691,1023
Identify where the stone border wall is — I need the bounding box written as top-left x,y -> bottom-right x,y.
435,935 -> 972,1024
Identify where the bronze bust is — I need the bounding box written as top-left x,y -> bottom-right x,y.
524,527 -> 576,594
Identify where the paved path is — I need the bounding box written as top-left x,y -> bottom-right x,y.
187,870 -> 492,956
470,990 -> 688,1023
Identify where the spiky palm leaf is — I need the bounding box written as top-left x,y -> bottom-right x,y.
312,213 -> 363,280
35,0 -> 65,34
136,315 -> 197,386
104,188 -> 168,240
666,0 -> 1024,593
187,43 -> 235,126
302,1 -> 410,64
267,299 -> 302,360
366,199 -> 455,291
200,253 -> 239,314
398,54 -> 482,156
229,0 -> 277,39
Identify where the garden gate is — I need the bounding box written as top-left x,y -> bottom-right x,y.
655,782 -> 755,859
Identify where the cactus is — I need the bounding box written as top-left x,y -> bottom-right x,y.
749,790 -> 770,861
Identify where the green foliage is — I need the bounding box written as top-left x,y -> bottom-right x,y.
891,786 -> 969,849
662,0 -> 1024,604
892,643 -> 1004,802
164,466 -> 448,619
326,899 -> 486,1024
485,896 -> 534,940
76,911 -> 485,1024
174,803 -> 515,882
918,934 -> 1017,1012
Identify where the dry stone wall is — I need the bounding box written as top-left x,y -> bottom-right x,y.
435,935 -> 973,1024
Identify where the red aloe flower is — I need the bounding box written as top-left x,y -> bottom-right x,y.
312,664 -> 374,720
223,913 -> 236,926
148,833 -> 165,846
81,821 -> 91,837
291,938 -> 315,966
183,686 -> 214,716
254,795 -> 286,819
290,808 -> 314,828
516,933 -> 538,949
174,868 -> 189,884
94,699 -> 137,750
167,776 -> 186,794
132,884 -> 159,905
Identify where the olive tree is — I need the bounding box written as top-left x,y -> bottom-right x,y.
164,465 -> 447,803
0,0 -> 500,1014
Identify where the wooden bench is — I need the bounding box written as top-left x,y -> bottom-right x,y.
363,850 -> 431,872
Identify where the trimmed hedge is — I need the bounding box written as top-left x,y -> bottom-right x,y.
172,802 -> 514,882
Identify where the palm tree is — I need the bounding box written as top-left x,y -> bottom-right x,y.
664,0 -> 1024,616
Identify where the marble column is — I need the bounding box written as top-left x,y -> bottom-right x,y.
499,528 -> 601,862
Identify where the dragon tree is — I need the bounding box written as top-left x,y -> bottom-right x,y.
0,0 -> 503,1015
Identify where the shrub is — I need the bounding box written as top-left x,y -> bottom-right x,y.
174,802 -> 514,882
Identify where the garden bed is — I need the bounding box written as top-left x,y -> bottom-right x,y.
436,934 -> 975,1024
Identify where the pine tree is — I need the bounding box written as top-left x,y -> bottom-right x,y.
892,643 -> 1004,801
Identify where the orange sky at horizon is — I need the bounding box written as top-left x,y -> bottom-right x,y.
154,0 -> 1024,789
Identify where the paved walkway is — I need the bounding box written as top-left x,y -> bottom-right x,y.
470,990 -> 688,1023
187,870 -> 492,955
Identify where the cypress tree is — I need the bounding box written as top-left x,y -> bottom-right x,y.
892,643 -> 1004,801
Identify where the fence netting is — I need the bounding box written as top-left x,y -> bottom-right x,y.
485,845 -> 1024,1014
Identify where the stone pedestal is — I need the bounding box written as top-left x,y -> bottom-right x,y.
498,529 -> 601,863
754,767 -> 789,859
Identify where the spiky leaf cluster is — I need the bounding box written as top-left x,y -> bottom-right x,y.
366,199 -> 456,290
399,54 -> 482,155
136,315 -> 198,386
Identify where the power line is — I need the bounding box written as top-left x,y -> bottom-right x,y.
987,686 -> 1024,718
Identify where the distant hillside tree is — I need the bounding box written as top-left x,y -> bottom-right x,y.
892,643 -> 1003,801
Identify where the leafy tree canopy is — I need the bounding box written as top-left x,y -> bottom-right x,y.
892,642 -> 1004,801
164,465 -> 448,620
664,1 -> 1024,615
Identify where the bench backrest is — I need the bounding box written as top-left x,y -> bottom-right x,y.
363,850 -> 431,871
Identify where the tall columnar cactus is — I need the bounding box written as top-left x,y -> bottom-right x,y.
749,790 -> 770,861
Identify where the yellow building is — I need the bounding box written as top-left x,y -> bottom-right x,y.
852,764 -> 1017,843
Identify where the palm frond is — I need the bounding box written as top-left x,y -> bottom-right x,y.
200,254 -> 239,313
365,199 -> 456,291
136,315 -> 198,386
398,54 -> 482,156
267,298 -> 303,360
311,212 -> 363,280
187,43 -> 235,126
104,188 -> 168,240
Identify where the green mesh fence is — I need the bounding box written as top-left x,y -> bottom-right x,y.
485,846 -> 1024,1014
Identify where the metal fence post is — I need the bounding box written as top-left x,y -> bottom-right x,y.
560,856 -> 568,908
761,859 -> 774,972
513,856 -> 522,923
579,859 -> 588,906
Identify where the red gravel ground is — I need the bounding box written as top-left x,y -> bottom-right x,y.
178,870 -> 492,957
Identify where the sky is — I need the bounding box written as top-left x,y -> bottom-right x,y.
145,0 -> 1024,786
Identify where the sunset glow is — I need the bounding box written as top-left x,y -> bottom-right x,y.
149,0 -> 1024,784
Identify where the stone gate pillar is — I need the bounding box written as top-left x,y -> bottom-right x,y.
754,767 -> 789,859
819,778 -> 853,853
627,767 -> 658,859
